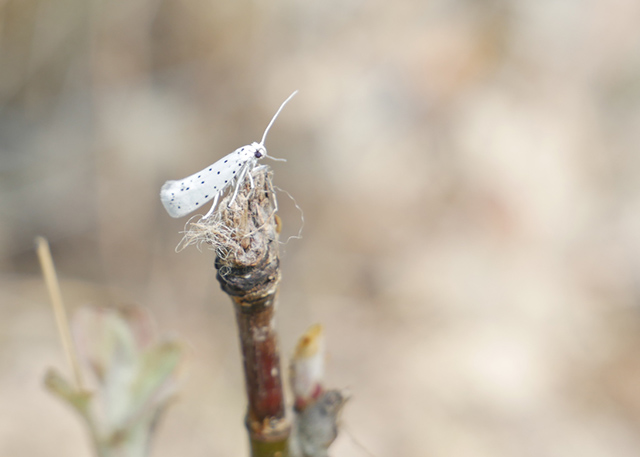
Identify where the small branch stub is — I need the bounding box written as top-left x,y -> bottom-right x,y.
185,166 -> 290,455
290,325 -> 349,457
290,324 -> 325,412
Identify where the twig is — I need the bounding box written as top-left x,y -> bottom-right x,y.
187,167 -> 290,456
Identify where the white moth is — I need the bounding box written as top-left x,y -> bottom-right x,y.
160,90 -> 297,219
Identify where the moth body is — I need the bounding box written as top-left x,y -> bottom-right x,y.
160,142 -> 264,218
159,90 -> 297,219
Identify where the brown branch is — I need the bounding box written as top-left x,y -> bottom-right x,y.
192,167 -> 290,456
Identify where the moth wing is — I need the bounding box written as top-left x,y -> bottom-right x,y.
160,180 -> 201,218
160,149 -> 252,218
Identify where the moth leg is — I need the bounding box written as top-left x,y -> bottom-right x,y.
203,192 -> 220,219
248,170 -> 255,189
228,164 -> 250,208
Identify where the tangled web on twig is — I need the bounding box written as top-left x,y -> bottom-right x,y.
176,166 -> 279,268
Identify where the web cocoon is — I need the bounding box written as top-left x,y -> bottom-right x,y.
176,166 -> 279,269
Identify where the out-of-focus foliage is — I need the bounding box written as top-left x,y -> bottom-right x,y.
45,305 -> 182,457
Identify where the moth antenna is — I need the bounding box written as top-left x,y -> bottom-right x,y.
265,155 -> 287,162
260,90 -> 298,147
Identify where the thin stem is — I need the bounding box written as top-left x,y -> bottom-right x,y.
35,236 -> 85,390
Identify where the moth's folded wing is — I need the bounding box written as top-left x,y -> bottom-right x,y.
160,180 -> 200,218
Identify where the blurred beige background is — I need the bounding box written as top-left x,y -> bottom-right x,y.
2,0 -> 640,455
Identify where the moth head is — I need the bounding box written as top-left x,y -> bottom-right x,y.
251,142 -> 266,159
